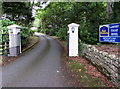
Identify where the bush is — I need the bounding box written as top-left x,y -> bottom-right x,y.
48,29 -> 56,36
79,23 -> 99,45
0,20 -> 30,46
21,27 -> 30,47
0,26 -> 8,33
0,20 -> 15,43
30,30 -> 35,36
56,28 -> 67,40
43,29 -> 50,34
0,19 -> 15,27
0,19 -> 31,47
0,19 -> 15,33
0,30 -> 2,43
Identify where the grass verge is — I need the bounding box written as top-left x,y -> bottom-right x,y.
22,36 -> 39,53
52,36 -> 114,87
67,60 -> 105,87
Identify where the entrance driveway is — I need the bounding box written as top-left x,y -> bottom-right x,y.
2,33 -> 70,87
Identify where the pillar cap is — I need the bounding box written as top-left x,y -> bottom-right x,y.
68,23 -> 80,27
7,24 -> 22,29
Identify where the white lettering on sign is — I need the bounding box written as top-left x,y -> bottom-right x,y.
103,37 -> 116,40
110,40 -> 115,42
104,40 -> 109,41
111,33 -> 118,36
104,40 -> 115,42
103,37 -> 110,39
111,29 -> 118,32
110,25 -> 119,28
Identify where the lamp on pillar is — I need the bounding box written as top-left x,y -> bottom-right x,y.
71,27 -> 75,33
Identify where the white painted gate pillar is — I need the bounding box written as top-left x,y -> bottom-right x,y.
7,24 -> 22,56
68,23 -> 80,57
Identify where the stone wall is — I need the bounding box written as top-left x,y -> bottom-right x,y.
80,44 -> 120,87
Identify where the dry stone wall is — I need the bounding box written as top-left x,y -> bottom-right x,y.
80,44 -> 120,87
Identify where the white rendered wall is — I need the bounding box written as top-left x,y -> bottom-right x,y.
7,24 -> 22,56
68,23 -> 79,57
8,27 -> 21,48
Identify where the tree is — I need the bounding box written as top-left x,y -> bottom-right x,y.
113,2 -> 120,22
0,0 -> 3,19
36,2 -> 119,44
2,2 -> 33,26
106,1 -> 114,21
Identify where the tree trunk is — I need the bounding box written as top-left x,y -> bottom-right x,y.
0,0 -> 3,19
106,1 -> 114,20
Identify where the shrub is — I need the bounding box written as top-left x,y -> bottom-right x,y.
0,19 -> 15,33
48,29 -> 56,36
43,29 -> 50,34
30,30 -> 35,36
21,27 -> 30,47
0,20 -> 15,43
0,19 -> 31,47
0,19 -> 15,27
56,28 -> 67,40
0,30 -> 2,43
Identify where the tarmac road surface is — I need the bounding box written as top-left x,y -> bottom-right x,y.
2,33 -> 71,87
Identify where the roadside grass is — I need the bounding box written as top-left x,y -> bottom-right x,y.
67,60 -> 105,87
0,56 -> 2,65
52,36 -> 105,87
22,36 -> 39,53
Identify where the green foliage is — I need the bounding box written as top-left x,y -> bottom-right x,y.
113,2 -> 120,22
33,18 -> 41,28
78,43 -> 86,56
47,29 -> 56,36
2,2 -> 33,26
0,19 -> 30,47
37,28 -> 55,36
56,28 -> 67,40
0,19 -> 15,27
21,27 -> 30,46
67,60 -> 105,87
36,2 -> 120,44
0,30 -> 2,43
97,42 -> 102,45
0,19 -> 15,33
68,60 -> 85,73
30,30 -> 35,36
0,19 -> 15,43
39,29 -> 49,34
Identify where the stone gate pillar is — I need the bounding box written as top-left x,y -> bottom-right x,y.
7,24 -> 21,56
68,23 -> 80,57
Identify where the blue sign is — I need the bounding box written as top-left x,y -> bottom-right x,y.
99,23 -> 120,43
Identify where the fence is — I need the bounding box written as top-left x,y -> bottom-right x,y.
0,34 -> 9,56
